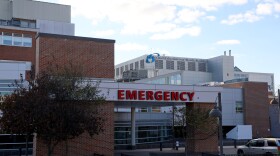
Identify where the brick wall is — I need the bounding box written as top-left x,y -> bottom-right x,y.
37,34 -> 115,79
223,82 -> 270,138
0,28 -> 37,64
34,102 -> 115,156
186,103 -> 219,154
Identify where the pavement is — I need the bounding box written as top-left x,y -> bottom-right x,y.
114,146 -> 238,156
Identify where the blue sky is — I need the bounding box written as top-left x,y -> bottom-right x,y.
41,0 -> 280,90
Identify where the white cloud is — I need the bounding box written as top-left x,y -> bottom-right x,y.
176,9 -> 205,23
57,0 -> 249,39
221,11 -> 261,25
92,30 -> 116,37
275,3 -> 280,12
216,40 -> 241,45
205,16 -> 216,21
256,3 -> 274,15
150,26 -> 201,40
116,43 -> 149,52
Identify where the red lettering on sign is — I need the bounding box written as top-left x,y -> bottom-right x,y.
163,92 -> 170,101
180,92 -> 187,101
138,91 -> 145,100
146,91 -> 154,100
171,92 -> 179,101
118,90 -> 125,100
126,90 -> 137,100
187,92 -> 195,101
117,90 -> 195,102
155,91 -> 163,100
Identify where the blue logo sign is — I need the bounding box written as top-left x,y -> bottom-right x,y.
146,53 -> 160,63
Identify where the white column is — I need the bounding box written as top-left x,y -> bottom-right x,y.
131,107 -> 136,149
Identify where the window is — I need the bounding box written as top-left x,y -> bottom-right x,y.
135,62 -> 139,70
130,63 -> 133,70
177,61 -> 185,70
139,108 -> 148,112
256,140 -> 264,147
20,21 -> 29,28
29,22 -> 36,29
23,34 -> 32,47
267,140 -> 277,146
3,32 -> 12,45
152,107 -> 161,112
166,60 -> 174,70
188,62 -> 196,71
13,34 -> 22,46
155,60 -> 163,69
140,59 -> 144,69
198,62 -> 206,72
116,68 -> 119,76
120,67 -> 124,75
125,65 -> 128,71
236,101 -> 243,113
0,33 -> 2,45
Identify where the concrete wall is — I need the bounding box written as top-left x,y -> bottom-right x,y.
221,88 -> 244,126
12,0 -> 71,23
0,0 -> 12,20
208,55 -> 234,82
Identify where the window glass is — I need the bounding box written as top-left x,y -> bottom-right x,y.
177,61 -> 185,70
188,62 -> 196,71
130,63 -> 133,70
267,140 -> 277,146
155,60 -> 163,69
13,34 -> 22,46
29,22 -> 36,29
135,62 -> 139,70
22,36 -> 32,47
236,101 -> 243,113
0,33 -> 2,45
116,68 -> 119,76
3,32 -> 12,45
256,140 -> 264,147
20,21 -> 29,28
139,108 -> 148,112
166,60 -> 174,70
140,59 -> 144,69
152,107 -> 161,112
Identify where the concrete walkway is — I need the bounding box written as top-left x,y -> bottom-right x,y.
114,146 -> 238,156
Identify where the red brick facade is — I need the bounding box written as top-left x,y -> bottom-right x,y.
223,82 -> 270,138
0,28 -> 37,64
186,103 -> 219,154
36,34 -> 115,78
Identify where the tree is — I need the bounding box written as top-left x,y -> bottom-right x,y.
0,64 -> 106,156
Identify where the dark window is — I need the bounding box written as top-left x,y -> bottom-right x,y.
188,62 -> 196,71
3,32 -> 12,45
120,67 -> 124,75
125,65 -> 128,71
166,60 -> 174,70
255,140 -> 264,147
130,63 -> 133,70
177,61 -> 185,70
140,59 -> 144,69
116,68 -> 119,76
155,60 -> 163,69
267,140 -> 277,146
135,62 -> 139,70
198,62 -> 206,72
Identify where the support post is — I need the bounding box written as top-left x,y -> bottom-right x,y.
218,92 -> 223,156
131,107 -> 136,150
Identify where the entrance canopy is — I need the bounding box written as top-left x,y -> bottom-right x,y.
98,82 -> 223,107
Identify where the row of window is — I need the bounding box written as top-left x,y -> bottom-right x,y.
116,59 -> 145,76
0,19 -> 36,29
155,60 -> 206,71
116,60 -> 207,76
0,32 -> 32,47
